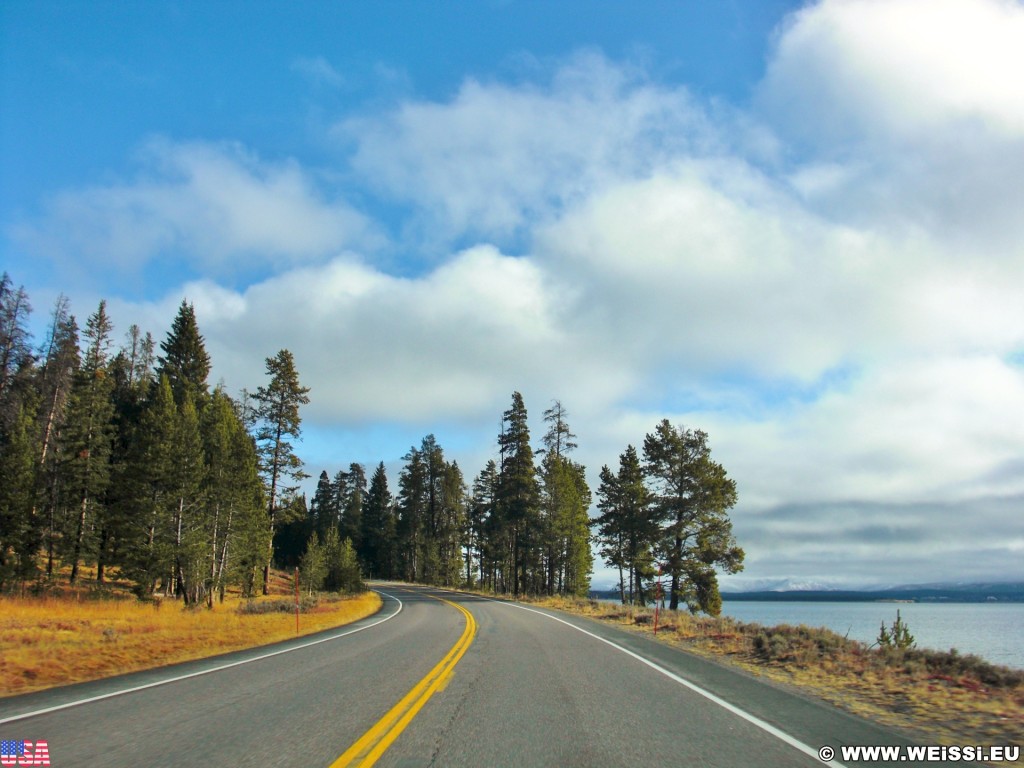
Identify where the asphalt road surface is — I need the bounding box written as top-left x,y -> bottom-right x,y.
0,584 -> 945,767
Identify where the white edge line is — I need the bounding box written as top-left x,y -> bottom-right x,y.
0,590 -> 403,726
476,596 -> 844,768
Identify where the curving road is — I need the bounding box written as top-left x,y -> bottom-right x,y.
0,584 -> 937,767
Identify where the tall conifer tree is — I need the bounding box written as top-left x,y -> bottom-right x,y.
643,420 -> 743,615
338,463 -> 366,550
311,470 -> 335,541
497,392 -> 540,596
253,349 -> 310,594
0,272 -> 33,418
594,446 -> 657,605
170,391 -> 206,602
156,300 -> 211,405
469,460 -> 499,589
34,296 -> 79,576
360,461 -> 395,579
538,401 -> 591,596
63,301 -> 116,583
396,446 -> 426,581
0,402 -> 39,586
120,374 -> 178,596
201,388 -> 261,603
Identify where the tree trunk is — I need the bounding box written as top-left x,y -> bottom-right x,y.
96,526 -> 109,583
215,506 -> 233,604
669,529 -> 683,611
69,495 -> 88,584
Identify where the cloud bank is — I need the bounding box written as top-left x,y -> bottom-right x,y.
17,0 -> 1024,587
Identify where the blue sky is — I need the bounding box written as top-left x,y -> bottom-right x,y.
4,0 -> 1023,590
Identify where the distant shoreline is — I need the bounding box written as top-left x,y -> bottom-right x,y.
589,582 -> 1024,604
720,592 -> 1022,603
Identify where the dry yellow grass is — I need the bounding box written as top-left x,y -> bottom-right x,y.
0,589 -> 382,697
522,595 -> 1024,746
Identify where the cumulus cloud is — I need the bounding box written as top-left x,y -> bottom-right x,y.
759,0 -> 1024,248
339,51 -> 716,243
124,247 -> 632,430
761,0 -> 1024,142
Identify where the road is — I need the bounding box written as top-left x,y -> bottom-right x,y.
0,584 -> 939,767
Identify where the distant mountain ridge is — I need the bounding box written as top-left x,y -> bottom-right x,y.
588,581 -> 1024,603
720,581 -> 1024,603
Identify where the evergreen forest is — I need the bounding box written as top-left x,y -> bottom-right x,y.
0,273 -> 743,613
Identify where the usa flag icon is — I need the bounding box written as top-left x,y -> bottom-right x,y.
0,740 -> 50,766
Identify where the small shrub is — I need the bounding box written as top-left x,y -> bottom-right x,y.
753,630 -> 792,662
877,609 -> 915,650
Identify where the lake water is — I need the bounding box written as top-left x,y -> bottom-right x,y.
718,600 -> 1024,670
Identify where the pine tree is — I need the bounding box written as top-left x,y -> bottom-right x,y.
436,460 -> 467,587
537,401 -> 591,596
101,323 -> 156,583
156,300 -> 211,406
540,400 -> 577,459
593,446 -> 657,605
201,388 -> 266,604
119,374 -> 178,596
299,531 -> 327,595
310,470 -> 336,541
396,445 -> 427,581
63,301 -> 116,583
338,463 -> 366,550
34,296 -> 78,471
271,493 -> 313,569
169,391 -> 207,603
0,401 -> 40,587
540,454 -> 593,596
360,462 -> 395,580
496,392 -> 540,596
419,435 -> 447,584
643,420 -> 743,615
123,324 -> 156,391
322,526 -> 363,593
33,296 -> 79,577
564,461 -> 593,597
469,460 -> 499,589
253,349 -> 310,594
0,273 -> 33,421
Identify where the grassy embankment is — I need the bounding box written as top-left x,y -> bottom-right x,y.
0,569 -> 382,698
522,595 -> 1024,746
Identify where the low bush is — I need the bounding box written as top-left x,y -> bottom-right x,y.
236,596 -> 319,615
910,647 -> 1024,689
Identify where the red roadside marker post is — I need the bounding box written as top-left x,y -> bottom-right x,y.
653,564 -> 663,636
294,567 -> 300,635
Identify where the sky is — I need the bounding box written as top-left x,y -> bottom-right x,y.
3,0 -> 1023,591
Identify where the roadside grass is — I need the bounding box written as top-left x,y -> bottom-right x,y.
0,569 -> 382,698
523,595 -> 1024,745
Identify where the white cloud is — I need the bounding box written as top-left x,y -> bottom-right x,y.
130,247 -> 632,430
707,357 -> 1024,507
761,0 -> 1024,142
759,0 -> 1024,249
15,139 -> 376,278
339,51 -> 715,242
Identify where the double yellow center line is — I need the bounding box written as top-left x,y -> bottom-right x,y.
330,595 -> 477,767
